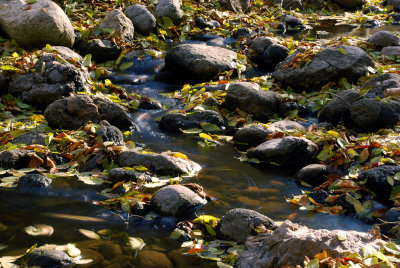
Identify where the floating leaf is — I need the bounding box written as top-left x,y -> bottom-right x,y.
327,130 -> 340,138
66,243 -> 81,257
24,224 -> 54,236
128,237 -> 145,250
75,259 -> 93,264
170,229 -> 185,240
79,229 -> 101,240
199,133 -> 213,140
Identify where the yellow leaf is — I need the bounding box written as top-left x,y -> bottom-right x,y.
327,130 -> 340,138
173,152 -> 188,160
30,114 -> 45,122
199,133 -> 213,140
314,250 -> 327,261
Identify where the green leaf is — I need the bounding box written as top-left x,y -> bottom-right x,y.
390,185 -> 400,200
1,65 -> 21,72
134,165 -> 148,171
45,133 -> 53,146
345,193 -> 364,214
317,145 -> 334,161
162,16 -> 174,29
45,44 -> 53,53
82,54 -> 92,67
200,123 -> 220,133
119,62 -> 133,70
337,47 -> 348,54
304,259 -> 319,268
205,223 -> 217,236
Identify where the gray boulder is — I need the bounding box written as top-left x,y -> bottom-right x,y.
382,46 -> 400,57
155,0 -> 183,24
363,73 -> 400,98
99,9 -> 134,42
246,136 -> 318,166
225,82 -> 281,120
18,174 -> 52,189
28,250 -> 73,268
318,89 -> 362,126
221,0 -> 251,13
73,38 -> 121,63
218,208 -> 276,242
158,110 -> 226,133
332,0 -> 364,9
358,165 -> 400,200
0,149 -> 31,169
238,220 -> 381,267
251,37 -> 289,71
108,168 -> 151,183
51,46 -> 83,62
0,0 -> 74,48
125,5 -> 156,35
251,37 -> 276,55
273,46 -> 374,91
295,164 -> 329,187
44,95 -> 134,130
97,122 -> 124,145
164,44 -> 245,82
11,132 -> 47,145
117,150 -> 201,176
151,185 -> 207,217
367,31 -> 400,49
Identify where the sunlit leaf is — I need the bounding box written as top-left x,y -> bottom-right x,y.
79,229 -> 101,240
128,237 -> 145,250
24,224 -> 54,236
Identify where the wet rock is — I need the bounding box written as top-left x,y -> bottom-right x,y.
234,28 -> 255,39
274,0 -> 302,10
0,0 -> 74,48
350,98 -> 400,131
108,168 -> 151,183
117,150 -> 201,176
382,46 -> 400,57
318,89 -> 362,126
295,164 -> 329,187
99,9 -> 134,42
317,122 -> 334,130
151,185 -> 207,217
332,0 -> 364,9
194,17 -> 220,29
155,0 -> 183,24
385,0 -> 400,12
358,165 -> 400,200
18,174 -> 52,189
273,46 -> 374,91
203,97 -> 220,107
307,189 -> 329,205
136,250 -> 174,268
44,95 -> 134,130
73,38 -> 121,63
363,73 -> 400,98
100,243 -> 123,260
158,110 -> 226,133
281,15 -> 305,30
238,220 -> 381,267
246,136 -> 318,166
218,208 -> 276,242
97,123 -> 124,145
221,0 -> 250,13
11,132 -> 47,145
27,249 -> 73,268
0,149 -> 31,169
225,82 -> 281,121
125,5 -> 156,35
367,31 -> 400,50
164,44 -> 245,83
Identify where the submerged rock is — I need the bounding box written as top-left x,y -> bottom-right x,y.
0,149 -> 31,169
358,165 -> 400,200
151,185 -> 207,217
135,250 -> 174,268
367,31 -> 400,50
125,4 -> 156,35
246,136 -> 318,166
273,46 -> 374,91
238,220 -> 381,267
27,250 -> 73,268
0,0 -> 75,48
18,174 -> 52,189
218,208 -> 276,242
99,9 -> 134,42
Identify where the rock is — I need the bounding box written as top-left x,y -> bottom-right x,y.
388,13 -> 400,23
270,119 -> 305,132
332,0 -> 364,9
295,164 -> 329,187
99,9 -> 134,42
151,185 -> 207,217
246,136 -> 318,166
158,110 -> 226,133
318,89 -> 362,126
99,243 -> 123,260
259,44 -> 289,71
238,220 -> 381,267
117,150 -> 201,176
218,208 -> 276,242
51,46 -> 83,62
364,5 -> 383,13
358,165 -> 400,200
73,38 -> 121,63
382,46 -> 400,57
281,15 -> 305,30
380,207 -> 400,234
0,73 -> 7,94
8,53 -> 89,108
164,44 -> 245,83
367,31 -> 400,49
136,250 -> 174,268
18,174 -> 52,189
0,149 -> 31,169
273,46 -> 374,91
155,0 -> 183,24
0,0 -> 74,48
363,73 -> 400,98
225,82 -> 281,121
168,248 -> 204,268
194,17 -> 220,29
221,0 -> 250,12
278,101 -> 309,117
362,19 -> 380,28
97,123 -> 124,145
234,28 -> 255,39
108,168 -> 151,183
125,5 -> 156,35
350,98 -> 400,131
44,95 -> 134,130
274,0 -> 302,10
27,249 -> 73,267
11,132 -> 47,145
251,37 -> 276,55
385,0 -> 400,12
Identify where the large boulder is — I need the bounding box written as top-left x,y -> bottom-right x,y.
246,136 -> 318,166
125,5 -> 156,35
0,0 -> 74,48
117,150 -> 201,176
218,208 -> 276,243
151,185 -> 207,217
238,220 -> 381,267
164,44 -> 246,83
367,31 -> 400,49
44,95 -> 134,130
332,0 -> 364,9
8,52 -> 90,108
155,0 -> 183,24
220,0 -> 251,13
363,73 -> 400,98
358,165 -> 400,200
158,110 -> 226,133
224,82 -> 281,121
99,9 -> 134,42
273,46 -> 374,91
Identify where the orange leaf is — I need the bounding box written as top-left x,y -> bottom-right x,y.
287,212 -> 297,221
28,153 -> 44,168
186,248 -> 204,254
314,250 -> 328,261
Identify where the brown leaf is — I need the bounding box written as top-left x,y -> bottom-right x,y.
28,153 -> 44,168
287,212 -> 297,221
299,195 -> 310,206
359,148 -> 370,163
